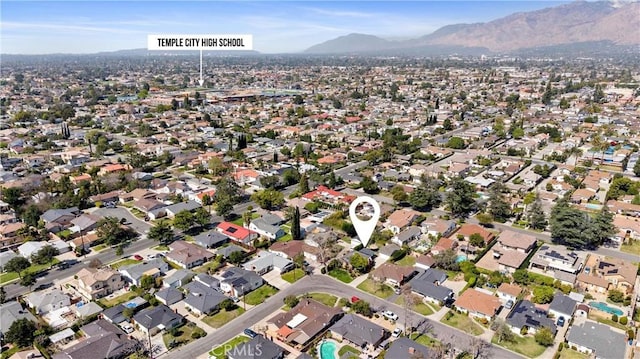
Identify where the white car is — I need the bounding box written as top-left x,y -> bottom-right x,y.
382,311 -> 398,321
121,323 -> 134,334
392,327 -> 403,338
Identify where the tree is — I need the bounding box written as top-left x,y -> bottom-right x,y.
351,299 -> 372,317
260,175 -> 280,190
220,299 -> 235,311
488,183 -> 511,222
534,327 -> 554,346
476,212 -> 493,226
21,205 -> 42,228
148,220 -> 174,245
350,253 -> 369,273
194,207 -> 210,229
443,118 -> 453,131
96,217 -> 135,246
283,295 -> 299,308
251,189 -> 284,210
20,272 -> 36,288
208,157 -> 228,176
173,210 -> 195,232
0,286 -> 6,304
512,127 -> 525,139
291,207 -> 302,241
469,233 -> 486,248
549,199 -> 589,248
281,169 -> 300,187
360,177 -> 380,194
527,195 -> 547,230
445,177 -> 476,218
586,206 -> 616,247
446,136 -> 466,149
5,318 -> 37,347
228,251 -> 245,265
492,319 -> 515,343
608,289 -> 625,303
215,177 -> 242,205
468,337 -> 491,359
32,245 -> 59,267
299,173 -> 310,194
242,211 -> 252,228
433,249 -> 459,271
409,178 -> 441,211
512,269 -> 529,285
140,275 -> 155,290
634,159 -> 640,177
122,307 -> 134,319
4,256 -> 30,278
390,185 -> 408,203
2,187 -> 24,208
215,197 -> 234,220
532,286 -> 555,304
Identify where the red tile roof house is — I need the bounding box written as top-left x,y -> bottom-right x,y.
497,230 -> 537,253
301,186 -> 355,207
216,222 -> 258,245
430,237 -> 458,256
454,288 -> 502,321
453,224 -> 496,246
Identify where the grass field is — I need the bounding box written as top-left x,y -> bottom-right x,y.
244,285 -> 279,305
209,335 -> 250,359
98,291 -> 139,308
395,295 -> 436,316
328,269 -> 354,283
559,349 -> 588,359
193,260 -> 222,274
281,269 -> 305,283
162,323 -> 202,349
109,258 -> 139,269
202,308 -> 246,328
0,259 -> 61,285
621,241 -> 640,255
357,278 -> 395,299
395,255 -> 417,267
338,344 -> 361,358
440,311 -> 484,335
305,293 -> 338,307
491,334 -> 546,358
409,333 -> 440,347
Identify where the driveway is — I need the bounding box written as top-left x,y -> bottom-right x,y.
262,270 -> 290,290
92,207 -> 151,235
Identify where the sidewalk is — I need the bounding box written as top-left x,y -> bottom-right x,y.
347,273 -> 369,288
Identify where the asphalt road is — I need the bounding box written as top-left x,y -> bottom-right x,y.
93,207 -> 152,235
165,275 -> 519,359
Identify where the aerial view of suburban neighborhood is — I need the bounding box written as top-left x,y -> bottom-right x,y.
1,1 -> 639,359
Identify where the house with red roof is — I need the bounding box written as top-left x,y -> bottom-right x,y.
216,222 -> 258,245
302,186 -> 355,206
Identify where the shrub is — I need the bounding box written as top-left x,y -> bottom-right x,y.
284,295 -> 299,308
557,343 -> 563,352
191,327 -> 206,339
619,316 -> 628,325
520,326 -> 528,335
445,311 -> 454,320
628,329 -> 635,340
612,314 -> 618,322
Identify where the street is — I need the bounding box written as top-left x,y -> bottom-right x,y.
165,275 -> 520,359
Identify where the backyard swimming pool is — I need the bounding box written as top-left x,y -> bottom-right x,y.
319,340 -> 337,359
589,301 -> 624,316
456,255 -> 468,263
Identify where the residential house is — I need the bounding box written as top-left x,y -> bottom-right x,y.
40,207 -> 80,228
119,188 -> 155,203
133,198 -> 166,218
301,185 -> 355,207
497,283 -> 522,304
576,256 -> 636,294
529,244 -> 584,284
119,258 -> 169,286
102,304 -> 129,325
454,288 -> 502,320
163,269 -> 195,288
391,226 -> 422,246
193,230 -> 229,249
217,244 -> 246,260
69,214 -> 101,234
155,287 -> 184,306
548,293 -> 577,320
217,222 -> 258,245
219,267 -> 264,296
76,267 -> 125,300
194,273 -> 220,290
566,320 -> 626,359
370,263 -> 417,287
506,300 -> 557,335
613,214 -> 640,243
51,319 -> 138,359
453,224 -> 496,245
228,335 -> 285,359
242,251 -> 293,275
378,243 -> 402,261
182,281 -> 227,315
386,338 -> 431,359
497,230 -> 537,253
269,240 -> 320,262
329,313 -> 387,351
249,218 -> 285,241
25,289 -> 71,315
268,299 -> 343,346
422,218 -> 457,239
166,240 -> 215,269
163,200 -> 201,218
414,253 -> 435,271
17,241 -> 48,259
384,208 -> 422,234
0,301 -> 37,336
72,301 -> 103,320
132,304 -> 183,335
0,251 -> 17,271
491,230 -> 538,274
409,268 -> 453,305
0,222 -> 26,249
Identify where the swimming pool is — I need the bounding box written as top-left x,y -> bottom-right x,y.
589,301 -> 624,316
319,340 -> 337,359
125,302 -> 137,309
456,255 -> 468,263
585,203 -> 602,210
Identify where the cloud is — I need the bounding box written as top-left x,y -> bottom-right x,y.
1,21 -> 147,35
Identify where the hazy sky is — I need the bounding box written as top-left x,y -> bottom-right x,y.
2,1 -> 571,54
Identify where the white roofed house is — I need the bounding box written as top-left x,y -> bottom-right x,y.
242,251 -> 294,275
249,218 -> 285,241
25,289 -> 71,315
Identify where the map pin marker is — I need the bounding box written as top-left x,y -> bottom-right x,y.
349,196 -> 381,247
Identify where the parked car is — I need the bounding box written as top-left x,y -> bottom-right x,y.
231,296 -> 240,303
244,328 -> 259,338
382,311 -> 398,321
351,296 -> 360,303
394,287 -> 402,295
557,316 -> 565,327
133,255 -> 143,261
121,323 -> 134,334
392,327 -> 403,338
505,300 -> 514,310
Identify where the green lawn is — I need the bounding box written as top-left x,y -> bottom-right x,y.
278,232 -> 292,242
328,269 -> 354,283
440,311 -> 484,335
209,335 -> 251,359
357,278 -> 395,299
281,269 -> 305,283
394,255 -> 416,267
0,259 -> 61,285
202,308 -> 246,328
338,344 -> 361,358
0,346 -> 26,359
152,245 -> 169,251
305,293 -> 338,307
193,260 -> 222,274
98,291 -> 139,308
395,296 -> 435,316
109,258 -> 139,269
92,244 -> 108,252
162,323 -> 203,349
491,334 -> 546,358
130,208 -> 146,218
244,285 -> 279,305
621,241 -> 640,255
559,349 -> 589,359
231,213 -> 259,226
409,333 -> 440,347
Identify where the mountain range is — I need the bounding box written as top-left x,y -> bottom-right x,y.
304,1 -> 640,55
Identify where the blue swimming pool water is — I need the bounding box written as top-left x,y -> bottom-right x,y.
456,255 -> 468,263
125,302 -> 137,308
320,341 -> 337,359
585,203 -> 602,210
589,301 -> 624,316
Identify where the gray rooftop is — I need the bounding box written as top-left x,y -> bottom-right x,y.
0,301 -> 37,334
386,337 -> 431,359
548,293 -> 577,317
230,335 -> 285,359
155,287 -> 184,306
193,230 -> 229,248
330,313 -> 386,347
566,320 -> 626,359
506,300 -> 557,335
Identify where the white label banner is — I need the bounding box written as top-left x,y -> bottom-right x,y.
147,34 -> 253,50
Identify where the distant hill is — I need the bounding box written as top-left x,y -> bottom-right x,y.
304,1 -> 640,55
